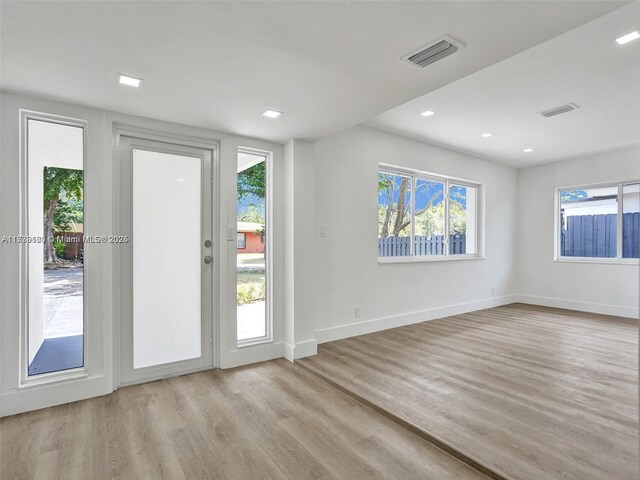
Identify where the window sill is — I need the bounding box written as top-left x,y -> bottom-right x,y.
554,257 -> 639,266
19,367 -> 89,389
237,337 -> 273,348
378,254 -> 484,264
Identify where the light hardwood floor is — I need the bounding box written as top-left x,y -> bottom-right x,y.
298,304 -> 639,480
1,359 -> 488,480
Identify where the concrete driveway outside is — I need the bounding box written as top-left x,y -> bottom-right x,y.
44,266 -> 83,338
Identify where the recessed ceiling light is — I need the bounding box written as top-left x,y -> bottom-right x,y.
481,133 -> 494,138
118,74 -> 142,88
421,110 -> 435,117
616,30 -> 640,45
523,148 -> 534,153
261,109 -> 282,118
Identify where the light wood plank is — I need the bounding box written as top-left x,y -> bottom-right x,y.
1,359 -> 487,480
298,303 -> 639,480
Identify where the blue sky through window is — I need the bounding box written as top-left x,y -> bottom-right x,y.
415,179 -> 444,210
378,174 -> 468,210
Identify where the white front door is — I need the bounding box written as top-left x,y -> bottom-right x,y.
118,135 -> 215,384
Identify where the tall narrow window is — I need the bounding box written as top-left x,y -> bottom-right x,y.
237,150 -> 270,343
27,118 -> 84,376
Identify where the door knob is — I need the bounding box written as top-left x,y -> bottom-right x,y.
204,255 -> 213,264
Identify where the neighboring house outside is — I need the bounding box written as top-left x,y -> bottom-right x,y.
237,222 -> 265,254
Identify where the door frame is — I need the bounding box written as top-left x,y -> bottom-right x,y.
113,125 -> 219,387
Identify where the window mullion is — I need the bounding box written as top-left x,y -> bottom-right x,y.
410,174 -> 416,256
444,179 -> 450,257
617,183 -> 623,259
557,189 -> 562,259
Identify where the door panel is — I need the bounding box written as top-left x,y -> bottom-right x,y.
119,136 -> 214,384
132,149 -> 202,368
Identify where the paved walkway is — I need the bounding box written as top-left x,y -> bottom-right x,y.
237,254 -> 266,340
44,267 -> 83,338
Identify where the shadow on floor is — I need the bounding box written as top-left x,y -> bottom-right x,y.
28,334 -> 83,376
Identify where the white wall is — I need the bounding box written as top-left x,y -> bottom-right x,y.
312,126 -> 518,341
517,147 -> 640,318
283,140 -> 317,360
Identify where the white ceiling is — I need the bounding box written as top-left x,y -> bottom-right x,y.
367,2 -> 640,167
0,1 -> 628,145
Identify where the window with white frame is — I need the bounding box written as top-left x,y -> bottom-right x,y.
236,148 -> 271,345
378,166 -> 480,259
558,182 -> 639,260
22,112 -> 87,381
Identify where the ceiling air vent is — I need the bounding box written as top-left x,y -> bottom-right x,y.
403,36 -> 464,69
539,103 -> 580,118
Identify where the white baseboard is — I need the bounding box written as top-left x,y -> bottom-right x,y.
284,339 -> 318,362
1,375 -> 107,417
220,342 -> 284,369
293,339 -> 317,359
515,294 -> 639,319
315,295 -> 518,344
283,343 -> 294,362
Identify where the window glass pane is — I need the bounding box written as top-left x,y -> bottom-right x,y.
449,185 -> 477,255
237,151 -> 268,342
28,119 -> 84,375
378,172 -> 412,257
560,186 -> 618,258
414,178 -> 445,256
622,183 -> 639,258
237,232 -> 246,249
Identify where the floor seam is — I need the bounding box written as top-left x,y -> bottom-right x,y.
295,360 -> 511,480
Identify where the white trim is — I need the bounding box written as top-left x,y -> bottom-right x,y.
379,162 -> 478,186
378,254 -> 484,264
1,375 -> 106,417
378,164 -> 483,261
314,295 -> 638,346
410,174 -> 416,256
554,257 -> 638,266
294,339 -> 317,359
283,343 -> 294,362
284,339 -> 318,362
315,295 -> 517,344
113,126 -> 220,387
221,341 -> 284,369
555,179 -> 640,262
617,183 -> 623,257
515,294 -> 639,319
